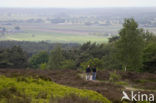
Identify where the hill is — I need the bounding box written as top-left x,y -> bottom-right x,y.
0,75 -> 110,103
0,69 -> 156,103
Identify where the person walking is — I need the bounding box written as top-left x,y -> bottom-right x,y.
92,66 -> 96,80
86,65 -> 91,80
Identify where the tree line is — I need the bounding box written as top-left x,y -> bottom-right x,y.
0,41 -> 79,55
0,18 -> 156,72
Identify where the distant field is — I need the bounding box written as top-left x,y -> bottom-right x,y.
1,23 -> 156,44
0,8 -> 156,43
1,23 -> 118,43
4,32 -> 108,43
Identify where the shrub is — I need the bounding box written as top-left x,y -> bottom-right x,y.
109,71 -> 121,82
29,51 -> 48,69
0,87 -> 31,103
0,76 -> 111,103
40,63 -> 47,70
61,60 -> 76,69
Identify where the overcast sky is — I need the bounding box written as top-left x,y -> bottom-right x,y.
0,0 -> 156,8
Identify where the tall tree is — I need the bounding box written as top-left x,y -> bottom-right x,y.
116,18 -> 144,71
47,46 -> 64,69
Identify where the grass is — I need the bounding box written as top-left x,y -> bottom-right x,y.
4,32 -> 108,43
0,75 -> 111,103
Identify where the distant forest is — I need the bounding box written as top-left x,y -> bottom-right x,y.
0,41 -> 80,55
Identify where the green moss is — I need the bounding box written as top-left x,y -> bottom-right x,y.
0,75 -> 111,103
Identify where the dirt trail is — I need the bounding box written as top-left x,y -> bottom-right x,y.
79,73 -> 101,82
80,73 -> 156,92
124,86 -> 156,92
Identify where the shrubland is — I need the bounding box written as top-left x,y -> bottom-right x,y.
0,75 -> 110,103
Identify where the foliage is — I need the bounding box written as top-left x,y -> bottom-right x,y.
0,41 -> 80,55
29,51 -> 48,68
143,40 -> 156,72
0,46 -> 28,68
40,63 -> 47,70
47,46 -> 64,69
116,18 -> 144,71
108,36 -> 120,43
0,75 -> 111,103
0,18 -> 156,73
49,93 -> 102,103
101,43 -> 121,70
0,87 -> 31,103
115,81 -> 128,86
80,58 -> 103,70
109,71 -> 121,82
78,42 -> 113,67
61,60 -> 76,69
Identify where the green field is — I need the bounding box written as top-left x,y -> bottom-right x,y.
3,32 -> 108,43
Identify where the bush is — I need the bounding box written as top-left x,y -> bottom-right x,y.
29,51 -> 48,69
40,63 -> 47,70
0,87 -> 31,103
109,71 -> 121,82
0,76 -> 111,103
61,60 -> 76,69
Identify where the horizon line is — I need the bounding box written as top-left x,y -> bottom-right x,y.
0,6 -> 156,9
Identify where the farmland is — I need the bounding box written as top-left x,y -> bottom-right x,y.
1,21 -> 156,44
1,23 -> 117,43
1,8 -> 156,43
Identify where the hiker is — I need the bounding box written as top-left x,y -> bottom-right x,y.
92,66 -> 96,80
86,65 -> 91,80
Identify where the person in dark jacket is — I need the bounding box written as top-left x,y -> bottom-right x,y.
86,65 -> 91,80
92,66 -> 96,80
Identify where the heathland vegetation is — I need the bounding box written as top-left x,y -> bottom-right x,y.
0,18 -> 156,103
0,75 -> 110,103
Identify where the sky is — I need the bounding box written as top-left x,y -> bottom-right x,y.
0,0 -> 156,8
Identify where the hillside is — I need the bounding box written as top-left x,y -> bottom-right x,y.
0,69 -> 156,103
0,75 -> 110,103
